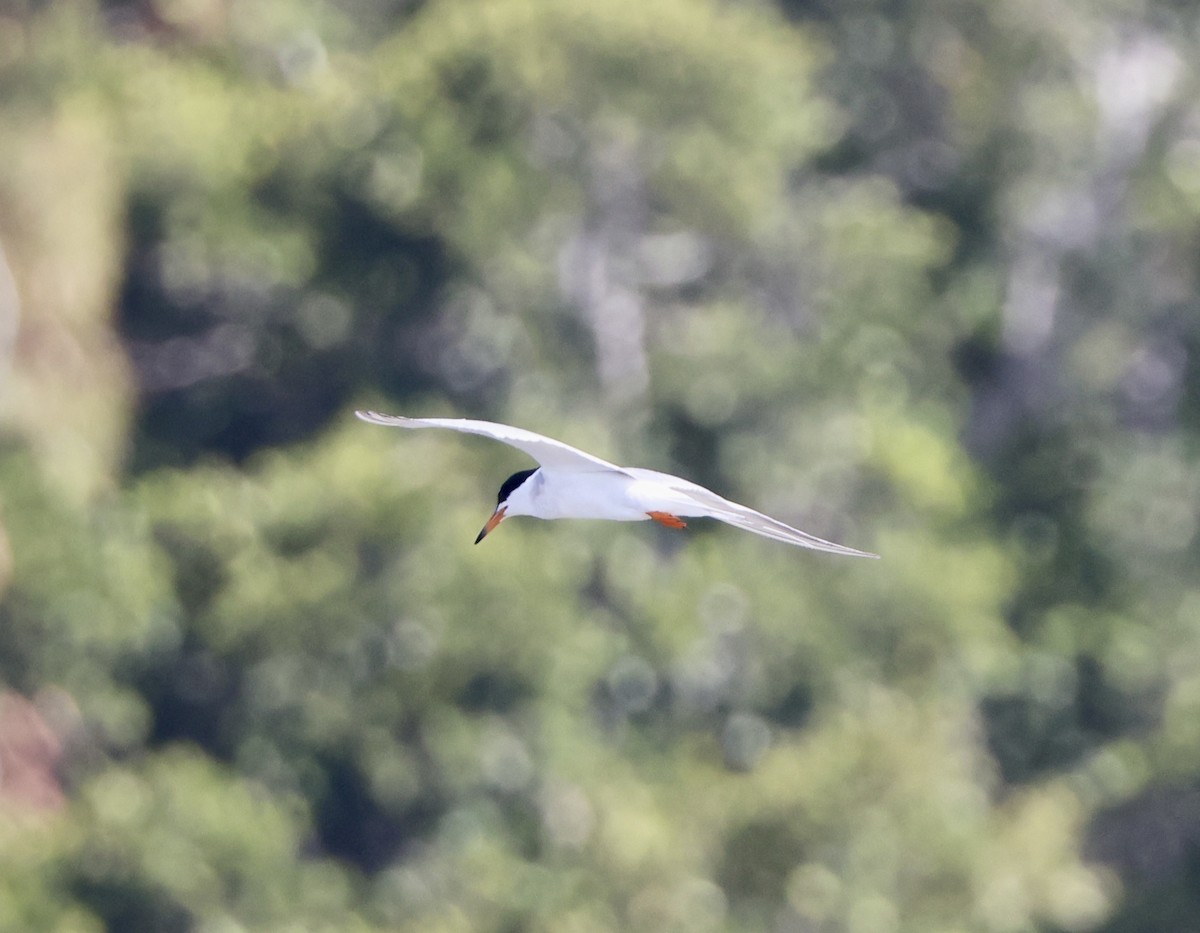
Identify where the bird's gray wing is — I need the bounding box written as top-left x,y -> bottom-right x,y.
355,411 -> 630,474
627,468 -> 878,558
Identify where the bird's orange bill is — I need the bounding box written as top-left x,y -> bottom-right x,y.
475,506 -> 507,544
647,511 -> 687,529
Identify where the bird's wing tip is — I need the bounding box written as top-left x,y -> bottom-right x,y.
814,544 -> 878,559
355,410 -> 410,426
834,543 -> 880,558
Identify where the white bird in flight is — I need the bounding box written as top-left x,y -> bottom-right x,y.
355,411 -> 878,558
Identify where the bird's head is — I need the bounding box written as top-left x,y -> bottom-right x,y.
475,468 -> 538,543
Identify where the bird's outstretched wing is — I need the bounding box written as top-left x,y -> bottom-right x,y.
627,468 -> 879,558
355,411 -> 630,474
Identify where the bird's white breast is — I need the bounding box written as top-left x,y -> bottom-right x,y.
518,469 -> 651,522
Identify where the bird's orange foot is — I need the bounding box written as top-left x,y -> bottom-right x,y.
647,511 -> 687,529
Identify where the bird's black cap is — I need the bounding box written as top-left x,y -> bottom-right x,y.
496,468 -> 537,505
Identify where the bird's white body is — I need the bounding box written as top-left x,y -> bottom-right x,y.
355,410 -> 877,558
502,468 -> 641,521
501,467 -> 715,522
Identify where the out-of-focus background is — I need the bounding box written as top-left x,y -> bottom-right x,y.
0,0 -> 1197,930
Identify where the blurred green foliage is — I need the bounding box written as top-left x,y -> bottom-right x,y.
1,0 -> 1199,930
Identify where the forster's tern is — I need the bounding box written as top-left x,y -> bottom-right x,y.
356,410 -> 877,558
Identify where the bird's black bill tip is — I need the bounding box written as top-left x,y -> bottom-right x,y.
474,526 -> 488,545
